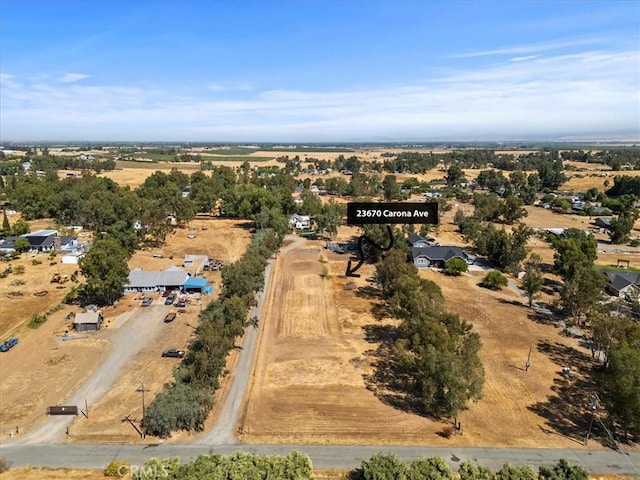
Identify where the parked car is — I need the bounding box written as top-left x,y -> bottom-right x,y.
162,290 -> 172,297
141,297 -> 153,307
164,313 -> 177,323
175,300 -> 186,308
0,337 -> 18,352
162,348 -> 185,358
164,294 -> 176,305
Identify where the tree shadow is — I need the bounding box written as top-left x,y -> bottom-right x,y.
361,323 -> 432,418
527,340 -> 605,446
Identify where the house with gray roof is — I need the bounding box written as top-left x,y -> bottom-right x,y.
124,266 -> 190,293
603,270 -> 640,298
412,246 -> 468,268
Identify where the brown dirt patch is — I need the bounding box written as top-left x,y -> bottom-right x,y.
0,467 -> 105,480
66,219 -> 252,442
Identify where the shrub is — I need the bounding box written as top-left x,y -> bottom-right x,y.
14,265 -> 25,275
31,259 -> 42,266
0,455 -> 8,473
445,257 -> 468,276
27,313 -> 48,329
482,270 -> 508,290
104,460 -> 129,477
458,461 -> 493,480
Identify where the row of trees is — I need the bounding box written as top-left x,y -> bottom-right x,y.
144,229 -> 281,437
375,249 -> 484,417
115,452 -> 589,480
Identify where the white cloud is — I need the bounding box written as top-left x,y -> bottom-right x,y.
1,48 -> 638,141
59,73 -> 90,83
450,37 -> 604,59
206,82 -> 254,92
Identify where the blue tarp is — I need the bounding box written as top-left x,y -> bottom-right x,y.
182,276 -> 210,293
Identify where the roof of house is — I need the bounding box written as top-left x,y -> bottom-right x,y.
184,276 -> 209,289
412,246 -> 467,261
59,236 -> 76,245
24,229 -> 58,237
0,236 -> 17,249
126,268 -> 189,288
290,214 -> 310,221
73,311 -> 102,325
595,217 -> 613,227
407,233 -> 427,245
604,271 -> 640,291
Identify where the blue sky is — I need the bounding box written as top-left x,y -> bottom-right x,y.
1,0 -> 639,142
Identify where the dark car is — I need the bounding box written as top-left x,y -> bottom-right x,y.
162,290 -> 171,297
175,300 -> 186,308
162,349 -> 185,358
164,313 -> 177,323
164,294 -> 176,305
141,297 -> 153,307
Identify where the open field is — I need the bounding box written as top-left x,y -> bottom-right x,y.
240,229 -> 619,448
240,187 -> 638,448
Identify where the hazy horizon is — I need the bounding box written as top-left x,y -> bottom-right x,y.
1,0 -> 639,143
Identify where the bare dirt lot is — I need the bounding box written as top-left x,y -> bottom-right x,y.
0,218 -> 251,443
65,218 -> 252,442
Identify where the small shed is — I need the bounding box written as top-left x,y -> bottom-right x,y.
182,276 -> 211,294
73,310 -> 103,332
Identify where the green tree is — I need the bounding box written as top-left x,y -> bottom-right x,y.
482,270 -> 508,289
12,218 -> 30,235
299,189 -> 323,216
501,195 -> 528,224
1,210 -> 9,233
458,461 -> 493,480
79,237 -> 130,305
445,257 -> 468,276
608,209 -> 639,244
473,193 -> 503,222
382,175 -> 402,201
359,453 -> 407,480
522,266 -> 543,308
551,229 -> 598,281
13,237 -> 31,253
559,267 -> 606,323
446,164 -> 466,187
407,457 -> 453,480
601,344 -> 640,439
495,462 -> 538,480
538,458 -> 589,480
395,312 -> 484,417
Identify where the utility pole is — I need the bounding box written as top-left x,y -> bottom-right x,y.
136,381 -> 150,439
525,347 -> 532,371
584,392 -> 600,446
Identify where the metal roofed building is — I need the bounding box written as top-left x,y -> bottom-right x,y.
124,267 -> 190,293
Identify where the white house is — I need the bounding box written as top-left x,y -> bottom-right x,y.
289,214 -> 311,229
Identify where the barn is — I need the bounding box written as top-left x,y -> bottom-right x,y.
73,311 -> 103,332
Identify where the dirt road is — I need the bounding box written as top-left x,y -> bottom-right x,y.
197,235 -> 303,445
6,303 -> 170,445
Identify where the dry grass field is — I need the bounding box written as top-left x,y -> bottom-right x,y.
240,228 -> 610,448
240,189 -> 639,448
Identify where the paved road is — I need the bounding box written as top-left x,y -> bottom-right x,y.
5,303 -> 169,446
196,235 -> 303,445
0,443 -> 638,475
